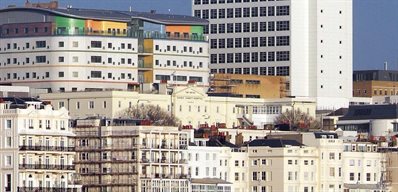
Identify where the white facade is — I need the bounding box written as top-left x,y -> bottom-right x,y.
247,145 -> 318,192
0,100 -> 79,192
303,133 -> 345,192
188,139 -> 248,192
188,132 -> 390,192
342,142 -> 386,191
39,85 -> 317,129
0,36 -> 209,92
192,0 -> 353,110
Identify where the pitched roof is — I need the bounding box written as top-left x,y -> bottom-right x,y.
248,139 -> 303,147
207,137 -> 238,148
326,108 -> 349,116
339,104 -> 398,120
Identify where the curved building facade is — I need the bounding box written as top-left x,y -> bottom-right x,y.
0,7 -> 209,93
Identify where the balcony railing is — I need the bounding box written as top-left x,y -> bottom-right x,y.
50,29 -> 206,41
141,174 -> 188,179
19,164 -> 75,170
17,187 -> 79,192
19,145 -> 75,152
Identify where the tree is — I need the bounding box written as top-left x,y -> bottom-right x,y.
274,109 -> 321,130
121,104 -> 180,126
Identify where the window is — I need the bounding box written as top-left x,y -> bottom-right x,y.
91,41 -> 102,48
6,137 -> 12,147
243,23 -> 250,32
219,9 -> 225,18
243,7 -> 250,17
277,21 -> 290,31
235,8 -> 242,18
288,171 -> 293,180
252,172 -> 258,180
58,72 -> 65,78
91,56 -> 102,63
251,7 -> 258,17
35,56 -> 46,63
90,71 -> 102,78
276,51 -> 289,61
276,36 -> 290,46
349,173 -> 354,181
89,101 -> 95,109
329,153 -> 335,160
36,41 -> 46,48
276,6 -> 290,16
58,56 -> 64,62
268,6 -> 275,16
235,172 -> 239,181
268,21 -> 275,31
268,52 -> 275,62
6,120 -> 12,129
211,9 -> 217,19
5,155 -> 12,166
330,167 -> 335,177
261,171 -> 266,180
366,173 -> 371,181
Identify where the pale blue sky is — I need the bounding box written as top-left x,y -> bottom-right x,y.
0,0 -> 396,70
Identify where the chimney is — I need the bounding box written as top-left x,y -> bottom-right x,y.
235,133 -> 244,146
384,61 -> 388,71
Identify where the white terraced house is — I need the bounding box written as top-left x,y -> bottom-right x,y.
0,97 -> 80,192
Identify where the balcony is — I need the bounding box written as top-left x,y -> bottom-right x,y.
19,145 -> 75,152
17,187 -> 80,192
19,164 -> 75,171
141,174 -> 189,179
4,29 -> 207,42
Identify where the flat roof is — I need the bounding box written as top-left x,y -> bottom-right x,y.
0,7 -> 208,26
248,139 -> 303,147
191,178 -> 232,185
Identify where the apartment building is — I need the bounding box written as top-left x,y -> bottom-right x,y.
302,132 -> 345,192
39,85 -> 317,129
0,97 -> 80,192
246,139 -> 318,192
73,118 -> 189,192
188,137 -> 248,192
342,142 -> 386,192
192,0 -> 353,109
187,131 -> 391,192
385,149 -> 398,191
0,6 -> 209,92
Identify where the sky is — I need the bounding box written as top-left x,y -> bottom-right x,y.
0,0 -> 396,71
